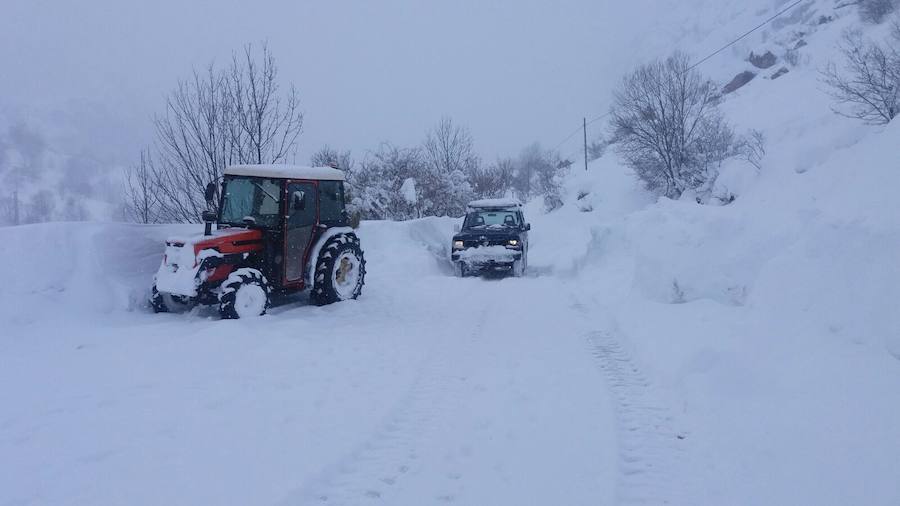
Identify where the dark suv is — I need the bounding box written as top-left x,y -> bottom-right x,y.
451,199 -> 530,277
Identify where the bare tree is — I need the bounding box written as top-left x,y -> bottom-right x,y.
736,129 -> 767,171
821,30 -> 899,125
859,0 -> 898,23
469,159 -> 514,198
423,117 -> 480,176
2,123 -> 46,225
137,43 -> 303,223
228,43 -> 303,165
310,145 -> 354,171
25,190 -> 56,224
124,149 -> 160,224
151,65 -> 234,222
421,117 -> 478,216
610,52 -> 742,199
514,143 -> 568,209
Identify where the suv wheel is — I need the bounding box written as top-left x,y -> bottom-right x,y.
512,254 -> 526,278
311,234 -> 366,306
219,268 -> 271,319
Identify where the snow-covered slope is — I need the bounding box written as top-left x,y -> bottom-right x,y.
0,114 -> 122,225
560,121 -> 900,504
536,0 -> 900,501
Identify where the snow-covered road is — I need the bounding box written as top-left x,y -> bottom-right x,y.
0,221 -> 646,506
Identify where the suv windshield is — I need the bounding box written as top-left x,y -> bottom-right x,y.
220,177 -> 281,228
464,210 -> 520,230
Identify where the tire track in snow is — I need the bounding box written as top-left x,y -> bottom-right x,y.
585,330 -> 690,506
281,296 -> 492,505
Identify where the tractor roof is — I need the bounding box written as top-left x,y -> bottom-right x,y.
225,164 -> 346,181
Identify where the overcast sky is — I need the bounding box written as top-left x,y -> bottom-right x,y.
1,0 -> 695,166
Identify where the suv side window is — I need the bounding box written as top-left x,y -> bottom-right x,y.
318,180 -> 345,224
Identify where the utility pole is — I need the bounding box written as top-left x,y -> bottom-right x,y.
583,117 -> 589,171
12,188 -> 19,225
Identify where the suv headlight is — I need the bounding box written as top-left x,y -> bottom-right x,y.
508,239 -> 518,246
453,240 -> 465,250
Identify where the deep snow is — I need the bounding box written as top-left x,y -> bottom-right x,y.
3,0 -> 900,504
0,220 -> 624,506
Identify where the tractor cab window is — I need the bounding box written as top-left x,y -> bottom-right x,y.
318,180 -> 345,224
220,177 -> 281,228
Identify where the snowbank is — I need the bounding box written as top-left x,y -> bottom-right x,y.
0,222 -> 194,324
536,14 -> 900,500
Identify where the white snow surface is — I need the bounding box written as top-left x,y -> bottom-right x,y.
400,177 -> 417,205
3,2 -> 900,505
455,245 -> 519,262
225,164 -> 346,181
467,198 -> 522,209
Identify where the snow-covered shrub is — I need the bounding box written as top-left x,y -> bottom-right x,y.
310,145 -> 354,172
609,52 -> 748,200
821,30 -> 900,125
350,143 -> 425,221
587,138 -> 609,162
469,160 -> 514,199
511,142 -> 569,209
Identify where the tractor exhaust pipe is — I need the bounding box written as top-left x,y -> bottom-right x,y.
201,210 -> 216,236
203,182 -> 217,236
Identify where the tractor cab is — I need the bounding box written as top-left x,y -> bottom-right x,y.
151,165 -> 366,319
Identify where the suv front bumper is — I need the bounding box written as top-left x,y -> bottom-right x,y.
452,246 -> 522,266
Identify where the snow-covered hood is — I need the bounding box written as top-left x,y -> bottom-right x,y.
165,227 -> 263,253
156,227 -> 264,297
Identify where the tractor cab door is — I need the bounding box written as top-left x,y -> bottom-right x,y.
284,181 -> 317,284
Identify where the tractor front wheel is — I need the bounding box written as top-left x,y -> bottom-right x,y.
150,285 -> 193,313
310,234 -> 366,306
219,268 -> 271,319
150,285 -> 169,313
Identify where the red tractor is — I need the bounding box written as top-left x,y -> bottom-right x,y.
151,164 -> 366,318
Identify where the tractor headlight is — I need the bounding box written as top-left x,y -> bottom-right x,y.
453,240 -> 465,250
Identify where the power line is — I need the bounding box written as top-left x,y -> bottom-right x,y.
687,0 -> 806,71
551,124 -> 586,153
549,0 -> 807,155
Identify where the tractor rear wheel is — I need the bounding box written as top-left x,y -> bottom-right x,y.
310,234 -> 366,306
219,268 -> 271,319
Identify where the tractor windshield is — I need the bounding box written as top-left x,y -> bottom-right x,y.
220,176 -> 282,228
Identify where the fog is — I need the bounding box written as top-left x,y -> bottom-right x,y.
0,0 -> 684,165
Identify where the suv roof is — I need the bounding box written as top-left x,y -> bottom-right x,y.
466,198 -> 522,210
225,164 -> 346,181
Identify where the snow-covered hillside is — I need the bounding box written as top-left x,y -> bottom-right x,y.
2,0 -> 899,505
0,111 -> 123,225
